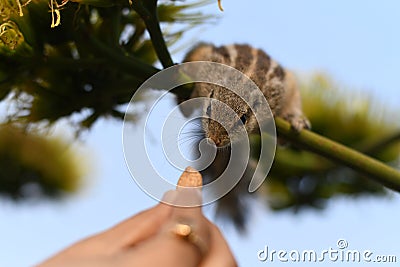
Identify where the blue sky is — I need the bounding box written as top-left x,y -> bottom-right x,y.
1,1 -> 400,266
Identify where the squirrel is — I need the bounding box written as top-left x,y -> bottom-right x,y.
178,43 -> 310,229
181,43 -> 310,146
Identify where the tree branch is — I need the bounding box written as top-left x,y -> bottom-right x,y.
131,0 -> 175,68
275,117 -> 400,192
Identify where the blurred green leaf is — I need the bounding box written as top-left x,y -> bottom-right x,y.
0,124 -> 86,200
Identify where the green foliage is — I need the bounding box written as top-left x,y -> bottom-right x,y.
0,0 -> 214,128
0,0 -> 214,201
0,124 -> 85,200
264,74 -> 400,211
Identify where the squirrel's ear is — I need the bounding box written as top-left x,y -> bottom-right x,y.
177,83 -> 213,117
178,101 -> 195,117
176,96 -> 194,117
173,83 -> 195,117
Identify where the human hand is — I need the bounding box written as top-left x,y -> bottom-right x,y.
37,167 -> 237,267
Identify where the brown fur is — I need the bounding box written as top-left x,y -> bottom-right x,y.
182,43 -> 310,147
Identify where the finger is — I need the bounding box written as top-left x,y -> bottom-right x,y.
173,166 -> 203,207
163,189 -> 210,257
199,219 -> 238,267
122,230 -> 203,267
103,166 -> 203,250
167,167 -> 209,257
119,231 -> 201,267
122,167 -> 210,267
123,196 -> 210,267
99,190 -> 176,249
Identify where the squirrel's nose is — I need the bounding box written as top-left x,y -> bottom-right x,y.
214,139 -> 221,146
208,136 -> 221,147
205,136 -> 218,147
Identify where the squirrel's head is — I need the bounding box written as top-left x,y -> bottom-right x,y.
200,84 -> 262,148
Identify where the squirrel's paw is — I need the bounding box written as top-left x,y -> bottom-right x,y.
283,114 -> 311,132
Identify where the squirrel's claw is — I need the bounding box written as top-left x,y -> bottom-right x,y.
283,114 -> 311,132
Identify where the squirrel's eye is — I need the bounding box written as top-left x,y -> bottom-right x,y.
240,114 -> 247,124
206,105 -> 211,116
